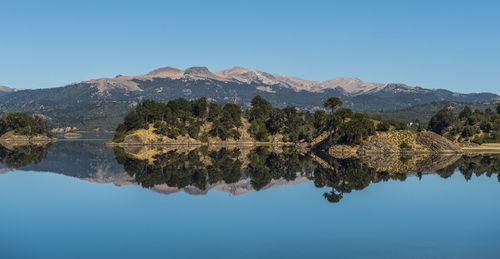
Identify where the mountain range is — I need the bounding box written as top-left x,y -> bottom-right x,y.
0,66 -> 498,131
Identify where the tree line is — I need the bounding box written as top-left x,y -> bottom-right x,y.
114,95 -> 408,145
427,102 -> 500,144
0,112 -> 51,137
112,146 -> 500,203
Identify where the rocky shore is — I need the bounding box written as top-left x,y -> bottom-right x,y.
328,130 -> 461,158
0,131 -> 57,148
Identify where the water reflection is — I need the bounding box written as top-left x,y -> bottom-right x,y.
0,144 -> 52,168
113,145 -> 500,202
1,141 -> 499,203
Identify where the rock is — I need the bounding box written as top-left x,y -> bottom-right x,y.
329,145 -> 358,158
184,66 -> 212,76
0,131 -> 56,148
415,131 -> 461,153
357,130 -> 461,155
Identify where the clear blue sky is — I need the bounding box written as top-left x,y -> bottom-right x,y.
1,0 -> 499,93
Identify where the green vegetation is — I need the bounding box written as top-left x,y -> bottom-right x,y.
0,144 -> 52,168
113,146 -> 312,191
323,97 -> 343,114
437,154 -> 500,182
0,112 -> 52,137
427,103 -> 500,144
428,108 -> 456,134
115,146 -> 463,203
399,142 -> 412,149
114,95 -> 411,146
376,101 -> 497,125
113,97 -> 242,142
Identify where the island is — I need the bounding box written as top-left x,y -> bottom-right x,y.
0,112 -> 57,148
109,96 -> 474,157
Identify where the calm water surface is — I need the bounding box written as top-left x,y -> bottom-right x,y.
1,141 -> 499,258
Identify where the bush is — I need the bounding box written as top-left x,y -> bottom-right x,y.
0,113 -> 51,137
399,142 -> 412,149
461,126 -> 476,138
472,136 -> 484,145
376,120 -> 391,131
389,120 -> 407,130
428,108 -> 455,134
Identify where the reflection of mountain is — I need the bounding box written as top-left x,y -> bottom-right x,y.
20,141 -> 133,185
1,141 -> 499,203
151,174 -> 310,196
115,145 -> 500,202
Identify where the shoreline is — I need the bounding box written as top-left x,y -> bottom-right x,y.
105,141 -> 296,147
462,143 -> 500,152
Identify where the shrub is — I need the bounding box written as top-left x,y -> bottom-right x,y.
376,120 -> 391,131
399,142 -> 412,149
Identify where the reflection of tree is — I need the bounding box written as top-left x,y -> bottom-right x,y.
246,147 -> 272,190
207,148 -> 242,185
310,154 -> 408,203
311,158 -> 375,203
0,144 -> 52,168
113,147 -> 500,203
246,146 -> 315,190
437,154 -> 500,182
113,147 -> 245,190
114,146 -> 314,192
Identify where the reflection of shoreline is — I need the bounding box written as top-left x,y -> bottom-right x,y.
0,168 -> 14,174
1,141 -> 499,203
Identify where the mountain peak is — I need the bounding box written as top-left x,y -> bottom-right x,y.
147,66 -> 184,77
0,85 -> 15,92
216,66 -> 253,75
184,66 -> 212,75
320,77 -> 386,93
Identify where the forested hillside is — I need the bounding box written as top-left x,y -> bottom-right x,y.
114,95 -> 406,146
428,103 -> 500,144
0,112 -> 52,137
0,66 -> 498,132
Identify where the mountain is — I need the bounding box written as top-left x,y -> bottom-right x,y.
377,101 -> 498,123
0,85 -> 16,97
0,66 -> 498,131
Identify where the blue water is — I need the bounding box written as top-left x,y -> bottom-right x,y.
1,171 -> 499,258
0,142 -> 499,258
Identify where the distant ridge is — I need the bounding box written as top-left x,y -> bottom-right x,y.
0,65 -> 498,131
0,85 -> 15,92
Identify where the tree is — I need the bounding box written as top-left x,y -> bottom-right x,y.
459,106 -> 472,119
266,108 -> 285,134
191,97 -> 208,118
313,110 -> 327,132
497,102 -> 500,115
389,119 -> 407,130
222,103 -> 242,128
428,108 -> 456,134
0,112 -> 51,137
323,97 -> 343,114
247,95 -> 272,122
123,111 -> 143,130
335,112 -> 375,145
333,108 -> 353,123
207,103 -> 223,122
376,120 -> 390,131
249,120 -> 269,142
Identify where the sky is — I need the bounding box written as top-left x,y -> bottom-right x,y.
0,0 -> 499,93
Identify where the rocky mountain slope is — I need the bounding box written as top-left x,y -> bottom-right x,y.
0,85 -> 17,97
0,66 -> 498,131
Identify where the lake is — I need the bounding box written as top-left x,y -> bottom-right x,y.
1,140 -> 500,258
